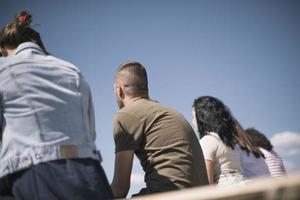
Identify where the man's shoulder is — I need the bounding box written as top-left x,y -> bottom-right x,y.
117,99 -> 185,123
114,110 -> 138,120
114,99 -> 163,124
113,110 -> 141,130
119,99 -> 158,114
140,99 -> 181,115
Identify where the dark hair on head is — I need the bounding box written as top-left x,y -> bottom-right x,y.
116,61 -> 148,97
193,96 -> 237,149
0,10 -> 48,54
245,128 -> 273,151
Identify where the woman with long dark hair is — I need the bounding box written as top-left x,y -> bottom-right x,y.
245,128 -> 286,178
192,96 -> 262,186
0,11 -> 112,199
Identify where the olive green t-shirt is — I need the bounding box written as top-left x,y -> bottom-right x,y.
113,99 -> 208,193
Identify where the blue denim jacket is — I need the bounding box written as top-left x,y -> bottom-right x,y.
0,42 -> 101,178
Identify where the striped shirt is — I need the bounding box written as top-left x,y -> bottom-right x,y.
260,148 -> 286,177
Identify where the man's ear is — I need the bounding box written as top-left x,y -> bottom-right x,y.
116,84 -> 125,100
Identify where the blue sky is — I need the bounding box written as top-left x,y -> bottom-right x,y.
1,0 -> 300,196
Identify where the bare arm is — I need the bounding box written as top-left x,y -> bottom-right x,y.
205,160 -> 214,184
111,150 -> 134,198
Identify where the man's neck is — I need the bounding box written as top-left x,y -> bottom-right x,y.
124,95 -> 149,107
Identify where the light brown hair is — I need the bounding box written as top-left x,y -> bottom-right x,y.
0,10 -> 48,54
235,119 -> 265,158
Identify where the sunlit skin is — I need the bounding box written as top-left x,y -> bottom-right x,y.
191,107 -> 198,132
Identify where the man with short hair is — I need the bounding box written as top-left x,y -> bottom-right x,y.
111,61 -> 208,198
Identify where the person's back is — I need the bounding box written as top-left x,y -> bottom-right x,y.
260,148 -> 286,178
111,61 -> 208,198
200,132 -> 245,185
0,43 -> 97,155
192,97 -> 260,187
245,128 -> 287,178
114,98 -> 208,193
237,146 -> 270,178
0,11 -> 112,200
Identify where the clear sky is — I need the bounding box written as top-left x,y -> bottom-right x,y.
1,0 -> 300,196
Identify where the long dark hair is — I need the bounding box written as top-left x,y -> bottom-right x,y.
0,11 -> 48,54
245,128 -> 273,151
193,96 -> 265,159
193,96 -> 237,149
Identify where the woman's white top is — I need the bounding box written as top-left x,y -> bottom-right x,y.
200,132 -> 246,185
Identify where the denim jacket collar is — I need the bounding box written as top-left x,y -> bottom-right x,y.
14,42 -> 45,56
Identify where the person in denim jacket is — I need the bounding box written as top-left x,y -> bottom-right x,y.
0,11 -> 112,200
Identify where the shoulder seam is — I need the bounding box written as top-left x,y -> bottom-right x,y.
117,111 -> 142,122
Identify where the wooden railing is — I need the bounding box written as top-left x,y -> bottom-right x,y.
1,173 -> 299,199
132,173 -> 300,200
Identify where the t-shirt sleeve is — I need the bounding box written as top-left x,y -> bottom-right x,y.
199,136 -> 217,161
113,112 -> 144,153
